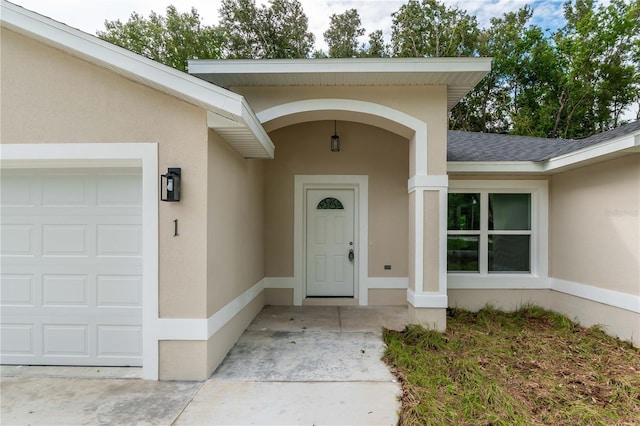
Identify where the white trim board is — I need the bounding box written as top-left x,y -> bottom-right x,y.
446,277 -> 639,314
156,279 -> 266,340
407,289 -> 448,308
550,278 -> 640,314
1,143 -> 159,379
294,175 -> 369,305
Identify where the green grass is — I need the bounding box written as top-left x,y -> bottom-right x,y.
383,305 -> 640,426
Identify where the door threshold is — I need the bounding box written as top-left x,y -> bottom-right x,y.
303,297 -> 358,306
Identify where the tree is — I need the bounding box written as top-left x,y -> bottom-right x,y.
361,30 -> 390,58
451,6 -> 558,135
391,0 -> 480,57
218,0 -> 314,58
97,5 -> 222,72
548,0 -> 639,138
323,9 -> 365,58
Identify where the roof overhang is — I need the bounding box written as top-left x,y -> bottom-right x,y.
448,131 -> 640,175
1,1 -> 274,159
188,57 -> 493,111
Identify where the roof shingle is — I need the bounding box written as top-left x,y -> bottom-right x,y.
448,120 -> 640,162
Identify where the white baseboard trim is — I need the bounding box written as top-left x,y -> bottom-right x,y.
156,278 -> 265,341
550,278 -> 640,314
448,275 -> 549,289
264,277 -> 295,288
407,289 -> 448,308
367,277 -> 408,289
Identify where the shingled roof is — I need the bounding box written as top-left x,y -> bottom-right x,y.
448,120 -> 640,162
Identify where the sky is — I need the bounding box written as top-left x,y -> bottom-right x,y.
11,0 -> 573,52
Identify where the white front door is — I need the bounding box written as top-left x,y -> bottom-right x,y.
306,189 -> 355,297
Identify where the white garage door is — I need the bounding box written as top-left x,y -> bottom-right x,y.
1,168 -> 143,366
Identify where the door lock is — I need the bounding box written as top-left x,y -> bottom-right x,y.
348,249 -> 354,262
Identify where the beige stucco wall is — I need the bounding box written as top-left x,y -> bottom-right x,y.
549,155 -> 640,296
207,130 -> 265,315
448,289 -> 551,311
423,191 -> 441,292
234,86 -> 449,176
1,28 -> 211,319
263,120 -> 409,278
549,291 -> 639,346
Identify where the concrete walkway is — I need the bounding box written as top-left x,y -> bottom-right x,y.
1,305 -> 406,425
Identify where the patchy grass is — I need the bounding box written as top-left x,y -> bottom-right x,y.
383,305 -> 640,426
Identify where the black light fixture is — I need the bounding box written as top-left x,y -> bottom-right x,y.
160,168 -> 181,202
331,120 -> 340,152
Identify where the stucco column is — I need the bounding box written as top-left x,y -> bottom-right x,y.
407,175 -> 448,331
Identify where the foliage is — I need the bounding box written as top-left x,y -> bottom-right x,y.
391,0 -> 480,57
98,0 -> 639,138
97,5 -> 223,72
383,305 -> 640,425
218,0 -> 314,58
323,9 -> 365,58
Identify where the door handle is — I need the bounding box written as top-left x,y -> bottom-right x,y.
348,249 -> 354,262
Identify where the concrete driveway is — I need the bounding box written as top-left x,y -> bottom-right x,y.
1,305 -> 407,425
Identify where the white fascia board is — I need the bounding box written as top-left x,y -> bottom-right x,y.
544,133 -> 639,171
447,161 -> 546,174
239,99 -> 275,158
190,57 -> 493,75
1,1 -> 273,158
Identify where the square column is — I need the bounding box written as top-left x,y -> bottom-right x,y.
407,175 -> 448,331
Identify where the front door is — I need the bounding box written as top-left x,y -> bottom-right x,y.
306,189 -> 355,297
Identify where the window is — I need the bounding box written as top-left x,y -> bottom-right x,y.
317,197 -> 344,209
448,191 -> 532,274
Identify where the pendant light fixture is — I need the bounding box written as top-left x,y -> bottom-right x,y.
330,120 -> 340,152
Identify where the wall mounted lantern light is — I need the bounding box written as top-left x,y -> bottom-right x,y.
160,168 -> 181,202
330,120 -> 340,152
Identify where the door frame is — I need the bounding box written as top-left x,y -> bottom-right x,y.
294,175 -> 369,306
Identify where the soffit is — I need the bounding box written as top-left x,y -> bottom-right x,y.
189,58 -> 492,111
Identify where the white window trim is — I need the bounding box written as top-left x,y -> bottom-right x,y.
447,180 -> 548,289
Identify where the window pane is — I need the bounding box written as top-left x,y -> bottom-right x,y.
448,193 -> 480,230
447,235 -> 479,272
317,197 -> 344,209
488,235 -> 530,272
489,193 -> 531,230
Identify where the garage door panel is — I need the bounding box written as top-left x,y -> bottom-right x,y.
97,276 -> 142,307
0,168 -> 143,366
1,225 -> 35,256
42,225 -> 88,257
42,275 -> 88,306
43,325 -> 88,356
0,174 -> 36,206
0,275 -> 34,306
42,175 -> 88,207
97,174 -> 142,206
97,225 -> 142,257
0,324 -> 35,355
98,326 -> 142,357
